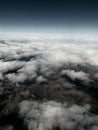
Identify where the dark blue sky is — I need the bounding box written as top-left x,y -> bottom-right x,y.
0,0 -> 98,32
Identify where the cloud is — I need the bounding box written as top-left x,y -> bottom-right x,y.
61,69 -> 90,83
0,33 -> 98,130
19,100 -> 98,130
0,36 -> 98,84
36,76 -> 47,84
0,72 -> 3,80
94,73 -> 98,78
0,60 -> 25,74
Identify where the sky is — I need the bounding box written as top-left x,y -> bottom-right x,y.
0,0 -> 98,32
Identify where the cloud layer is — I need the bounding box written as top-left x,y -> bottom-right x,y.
0,33 -> 98,130
0,33 -> 98,85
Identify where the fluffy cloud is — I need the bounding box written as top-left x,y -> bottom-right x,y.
19,100 -> 98,130
0,33 -> 98,84
36,76 -> 47,84
61,69 -> 90,83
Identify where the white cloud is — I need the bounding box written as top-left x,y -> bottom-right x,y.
19,100 -> 98,130
36,76 -> 47,83
0,33 -> 98,85
0,61 -> 25,74
61,69 -> 90,82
